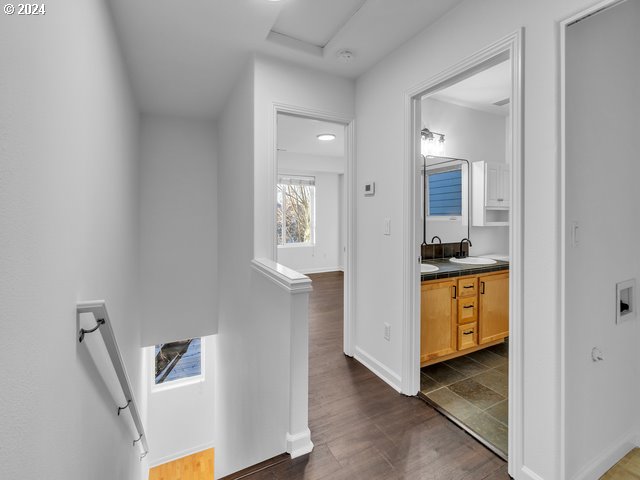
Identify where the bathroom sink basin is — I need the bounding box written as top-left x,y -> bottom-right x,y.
449,257 -> 497,265
421,263 -> 439,273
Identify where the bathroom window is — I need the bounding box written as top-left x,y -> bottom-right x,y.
154,338 -> 203,386
427,168 -> 462,217
277,175 -> 316,246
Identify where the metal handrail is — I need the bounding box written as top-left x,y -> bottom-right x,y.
77,301 -> 149,458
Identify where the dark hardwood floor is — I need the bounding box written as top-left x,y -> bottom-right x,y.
246,271 -> 509,480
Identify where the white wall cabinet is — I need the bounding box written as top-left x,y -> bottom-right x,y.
472,161 -> 510,226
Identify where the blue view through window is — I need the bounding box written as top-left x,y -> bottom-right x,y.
428,169 -> 462,216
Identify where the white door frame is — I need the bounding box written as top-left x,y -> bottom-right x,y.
401,30 -> 524,477
269,103 -> 357,357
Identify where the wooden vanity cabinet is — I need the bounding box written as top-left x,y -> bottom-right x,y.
420,279 -> 457,364
421,270 -> 509,366
478,272 -> 509,344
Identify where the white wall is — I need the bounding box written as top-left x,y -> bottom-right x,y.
0,1 -> 144,478
277,153 -> 344,274
215,56 -> 354,478
146,335 -> 216,467
339,174 -> 346,268
278,151 -> 345,174
422,98 -> 509,255
139,115 -> 218,347
215,62 -> 259,478
353,0 -> 611,478
253,55 -> 356,260
423,97 -> 506,164
565,2 -> 640,478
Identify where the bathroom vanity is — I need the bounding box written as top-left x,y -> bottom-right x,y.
420,259 -> 509,366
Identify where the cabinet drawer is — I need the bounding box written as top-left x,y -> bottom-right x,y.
458,277 -> 478,298
458,323 -> 478,351
458,297 -> 477,324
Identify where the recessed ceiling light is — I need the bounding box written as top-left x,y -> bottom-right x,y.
317,133 -> 336,141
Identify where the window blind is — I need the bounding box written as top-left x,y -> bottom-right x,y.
428,169 -> 462,216
278,175 -> 315,186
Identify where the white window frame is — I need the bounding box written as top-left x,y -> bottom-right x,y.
151,337 -> 205,393
277,175 -> 316,248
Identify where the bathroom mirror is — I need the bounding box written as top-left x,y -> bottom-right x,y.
420,156 -> 470,245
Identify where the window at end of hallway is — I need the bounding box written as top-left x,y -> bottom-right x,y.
154,338 -> 203,387
277,175 -> 316,246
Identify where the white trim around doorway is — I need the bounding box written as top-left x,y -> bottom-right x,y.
401,30 -> 524,479
269,103 -> 357,357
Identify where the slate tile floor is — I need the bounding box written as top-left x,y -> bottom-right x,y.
420,342 -> 509,457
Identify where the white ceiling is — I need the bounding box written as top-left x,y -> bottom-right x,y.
429,60 -> 511,116
277,114 -> 345,157
107,0 -> 464,119
272,0 -> 367,48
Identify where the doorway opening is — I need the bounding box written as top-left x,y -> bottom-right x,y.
272,109 -> 356,358
275,113 -> 346,277
403,31 -> 523,473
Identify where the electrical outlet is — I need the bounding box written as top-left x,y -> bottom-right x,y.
384,323 -> 391,341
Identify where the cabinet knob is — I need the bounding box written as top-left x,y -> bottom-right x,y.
463,330 -> 474,335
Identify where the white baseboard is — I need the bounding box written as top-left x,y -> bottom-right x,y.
148,441 -> 215,468
569,432 -> 638,480
286,428 -> 314,458
296,266 -> 343,275
354,346 -> 402,393
519,466 -> 546,480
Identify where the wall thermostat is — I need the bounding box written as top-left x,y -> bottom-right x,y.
364,181 -> 375,197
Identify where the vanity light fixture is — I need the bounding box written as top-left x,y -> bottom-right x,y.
317,133 -> 336,141
421,128 -> 445,156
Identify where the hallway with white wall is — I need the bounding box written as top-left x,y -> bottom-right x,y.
6,1 -> 640,479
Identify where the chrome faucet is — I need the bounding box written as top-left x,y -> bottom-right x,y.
430,235 -> 442,244
458,238 -> 472,258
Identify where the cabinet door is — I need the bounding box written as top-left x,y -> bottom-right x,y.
421,280 -> 457,363
485,163 -> 500,207
479,272 -> 509,344
497,164 -> 510,207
